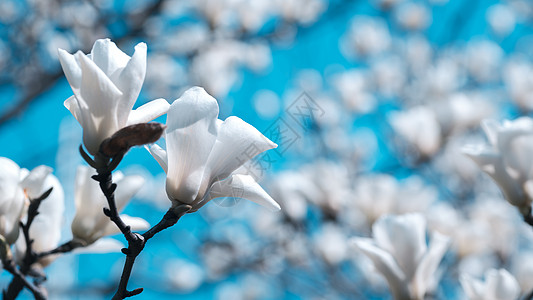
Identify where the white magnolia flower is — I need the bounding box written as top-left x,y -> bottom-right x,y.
460,269 -> 520,300
58,38 -> 170,155
15,166 -> 64,267
463,117 -> 533,216
71,166 -> 149,245
389,106 -> 442,158
0,157 -> 26,244
351,213 -> 450,300
148,87 -> 280,212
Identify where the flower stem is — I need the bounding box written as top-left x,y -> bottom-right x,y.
92,153 -> 190,299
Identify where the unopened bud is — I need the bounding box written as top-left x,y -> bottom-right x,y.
99,123 -> 166,157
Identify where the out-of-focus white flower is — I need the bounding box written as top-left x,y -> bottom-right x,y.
469,197 -> 520,258
269,171 -> 316,221
0,158 -> 26,244
389,106 -> 441,157
190,40 -> 271,98
70,166 -> 149,246
394,2 -> 431,30
426,203 -> 486,258
314,223 -> 348,265
405,35 -> 432,74
487,4 -> 516,37
353,174 -> 436,225
371,55 -> 406,98
342,16 -> 391,58
465,40 -> 503,83
332,70 -> 376,113
460,269 -> 520,300
15,166 -> 64,267
351,213 -> 450,300
301,161 -> 351,214
165,259 -> 205,292
58,38 -> 170,155
503,57 -> 533,111
512,252 -> 533,293
148,87 -> 280,212
463,117 -> 533,216
432,93 -> 494,135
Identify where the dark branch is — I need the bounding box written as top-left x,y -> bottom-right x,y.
3,260 -> 46,300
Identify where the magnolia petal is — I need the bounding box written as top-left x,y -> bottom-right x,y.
90,39 -> 131,78
481,119 -> 500,147
0,158 -> 24,244
201,116 -> 277,189
71,166 -> 109,243
126,98 -> 170,126
351,237 -> 410,300
115,42 -> 147,126
165,87 -> 219,203
412,232 -> 450,300
73,238 -> 124,254
460,274 -> 485,300
147,144 -> 168,173
373,214 -> 427,281
202,174 -> 280,211
57,49 -> 82,91
463,146 -> 526,209
461,145 -> 500,175
485,269 -> 520,300
114,175 -> 145,212
20,165 -> 53,199
76,51 -> 124,154
64,96 -> 85,127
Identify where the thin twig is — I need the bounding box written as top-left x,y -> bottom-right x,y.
36,240 -> 84,260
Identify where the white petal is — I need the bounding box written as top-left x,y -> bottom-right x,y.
463,146 -> 526,209
351,237 -> 410,300
202,174 -> 280,211
481,119 -> 500,146
147,144 -> 168,173
73,238 -> 125,254
122,215 -> 150,231
64,96 -> 85,127
460,273 -> 485,300
115,42 -> 147,126
373,214 -> 427,281
114,174 -> 145,211
57,49 -> 82,91
0,157 -> 24,244
126,98 -> 170,126
485,269 -> 520,300
412,232 -> 450,299
76,51 -> 124,154
461,145 -> 500,175
90,38 -> 131,77
201,116 -> 277,188
20,165 -> 53,199
165,87 -> 219,203
71,166 -> 108,243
